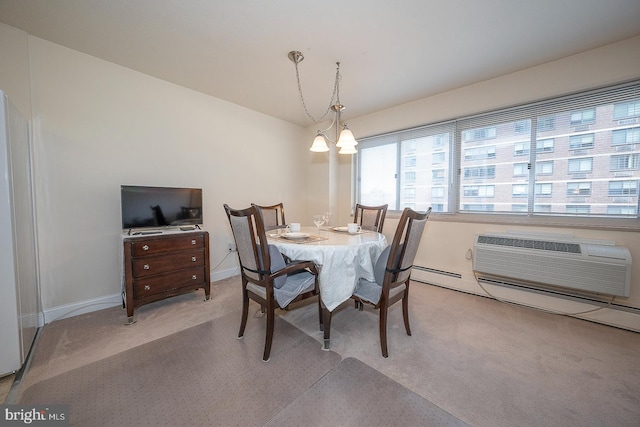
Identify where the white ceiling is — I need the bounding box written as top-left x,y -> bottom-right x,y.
1,0 -> 639,127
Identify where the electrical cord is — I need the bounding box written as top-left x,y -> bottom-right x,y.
473,270 -> 616,317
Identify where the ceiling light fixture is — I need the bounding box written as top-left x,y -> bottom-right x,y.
288,51 -> 358,154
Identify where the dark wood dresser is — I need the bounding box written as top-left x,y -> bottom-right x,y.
122,231 -> 210,322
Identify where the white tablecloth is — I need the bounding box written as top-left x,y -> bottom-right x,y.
269,227 -> 387,311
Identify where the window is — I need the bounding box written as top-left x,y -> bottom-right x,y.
566,205 -> 591,214
613,101 -> 640,119
514,142 -> 529,156
356,81 -> 640,220
570,108 -> 595,125
567,182 -> 591,196
464,165 -> 496,179
612,127 -> 640,145
568,157 -> 593,173
463,126 -> 496,142
536,138 -> 555,153
513,163 -> 528,176
463,185 -> 495,197
404,188 -> 416,199
512,184 -> 528,197
432,169 -> 445,180
464,146 -> 496,160
608,205 -> 638,215
535,183 -> 553,196
537,115 -> 555,131
609,180 -> 638,196
432,152 -> 446,163
536,161 -> 553,175
610,154 -> 640,171
515,120 -> 530,134
569,134 -> 594,150
432,187 -> 445,198
404,156 -> 416,167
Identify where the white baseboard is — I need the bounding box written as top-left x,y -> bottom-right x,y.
211,266 -> 239,282
412,268 -> 640,333
41,293 -> 123,325
40,267 -> 240,325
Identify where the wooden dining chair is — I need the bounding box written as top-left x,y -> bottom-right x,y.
351,207 -> 431,357
223,204 -> 322,361
252,202 -> 286,231
354,203 -> 388,232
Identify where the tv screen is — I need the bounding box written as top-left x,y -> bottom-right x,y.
121,185 -> 203,230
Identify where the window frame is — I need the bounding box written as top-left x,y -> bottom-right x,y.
355,80 -> 640,230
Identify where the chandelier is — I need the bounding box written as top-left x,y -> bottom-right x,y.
288,51 -> 358,154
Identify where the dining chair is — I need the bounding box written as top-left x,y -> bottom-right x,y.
252,202 -> 286,231
354,203 -> 388,232
351,207 -> 431,357
223,204 -> 322,361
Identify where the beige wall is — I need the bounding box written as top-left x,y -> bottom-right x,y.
2,31 -> 311,314
339,36 -> 640,329
0,24 -> 31,118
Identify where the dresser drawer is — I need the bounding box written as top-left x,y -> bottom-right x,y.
131,249 -> 205,278
133,266 -> 206,299
131,234 -> 204,256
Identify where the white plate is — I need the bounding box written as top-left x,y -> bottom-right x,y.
282,232 -> 310,240
333,227 -> 349,232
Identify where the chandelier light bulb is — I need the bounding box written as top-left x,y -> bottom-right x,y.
310,134 -> 330,152
336,127 -> 357,148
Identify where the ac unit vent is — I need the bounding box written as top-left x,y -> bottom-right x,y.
476,235 -> 581,254
474,234 -> 631,297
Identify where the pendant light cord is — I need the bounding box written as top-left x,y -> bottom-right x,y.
293,60 -> 341,124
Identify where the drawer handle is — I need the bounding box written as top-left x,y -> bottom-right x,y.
144,285 -> 151,291
143,264 -> 150,270
192,275 -> 197,280
191,239 -> 196,245
192,256 -> 197,262
142,245 -> 149,251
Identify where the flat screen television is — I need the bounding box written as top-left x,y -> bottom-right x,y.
121,185 -> 203,230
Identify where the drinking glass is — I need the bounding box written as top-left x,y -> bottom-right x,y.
312,214 -> 325,232
323,211 -> 332,226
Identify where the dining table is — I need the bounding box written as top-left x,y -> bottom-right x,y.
268,225 -> 388,349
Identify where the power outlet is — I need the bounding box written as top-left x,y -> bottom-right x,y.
228,242 -> 236,252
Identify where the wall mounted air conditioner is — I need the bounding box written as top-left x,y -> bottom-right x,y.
473,233 -> 632,297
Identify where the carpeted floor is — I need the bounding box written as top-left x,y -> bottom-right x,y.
266,357 -> 468,426
16,310 -> 466,426
7,277 -> 640,426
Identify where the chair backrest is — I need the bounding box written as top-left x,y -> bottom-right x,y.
354,203 -> 388,232
383,207 -> 431,286
224,204 -> 272,282
252,203 -> 286,231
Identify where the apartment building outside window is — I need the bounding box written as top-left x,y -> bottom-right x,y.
356,81 -> 640,220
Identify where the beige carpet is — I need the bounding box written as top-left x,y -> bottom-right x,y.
267,357 -> 468,426
8,278 -> 640,426
16,308 -> 467,427
19,312 -> 343,426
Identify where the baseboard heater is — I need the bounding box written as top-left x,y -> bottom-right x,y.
473,233 -> 632,297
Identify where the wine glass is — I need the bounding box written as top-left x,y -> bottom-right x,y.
312,214 -> 325,232
323,211 -> 332,226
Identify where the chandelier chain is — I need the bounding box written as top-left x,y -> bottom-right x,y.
294,60 -> 341,124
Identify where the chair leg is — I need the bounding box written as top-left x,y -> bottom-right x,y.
402,292 -> 412,336
263,302 -> 275,362
238,289 -> 249,338
323,307 -> 332,350
317,296 -> 324,331
379,306 -> 389,358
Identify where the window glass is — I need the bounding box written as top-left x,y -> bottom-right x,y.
356,81 -> 640,219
